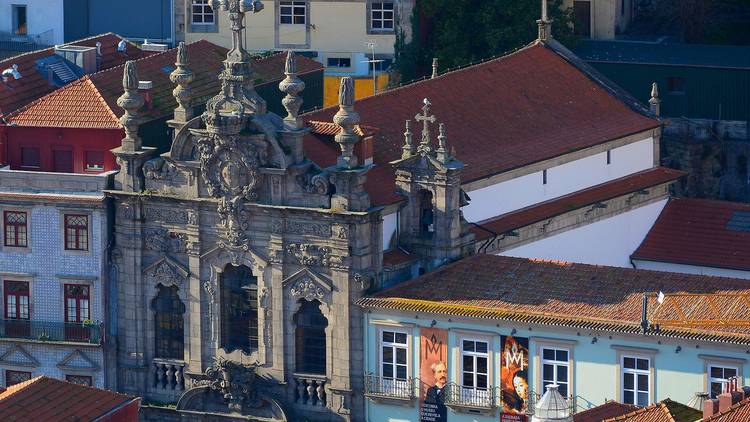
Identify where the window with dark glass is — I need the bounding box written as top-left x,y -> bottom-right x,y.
709,365 -> 738,399
12,5 -> 27,35
64,284 -> 91,341
64,214 -> 88,251
85,151 -> 105,171
371,2 -> 394,31
192,0 -> 214,24
20,147 -> 40,168
152,284 -> 185,359
622,356 -> 649,406
461,340 -> 489,390
295,299 -> 328,374
381,330 -> 407,380
220,265 -> 258,354
4,211 -> 27,247
65,375 -> 92,386
667,76 -> 686,94
5,370 -> 30,387
4,280 -> 30,338
542,347 -> 569,397
280,1 -> 306,24
327,57 -> 352,68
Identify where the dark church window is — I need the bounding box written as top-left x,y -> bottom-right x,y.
152,285 -> 185,359
295,300 -> 328,375
418,189 -> 434,236
221,265 -> 258,354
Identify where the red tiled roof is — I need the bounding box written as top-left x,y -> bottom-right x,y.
472,167 -> 685,241
575,401 -> 639,422
632,198 -> 750,272
4,42 -> 324,129
0,376 -> 135,421
603,399 -> 702,422
358,255 -> 750,344
307,120 -> 378,137
704,395 -> 750,421
302,41 -> 659,205
383,248 -> 417,267
0,33 -> 149,116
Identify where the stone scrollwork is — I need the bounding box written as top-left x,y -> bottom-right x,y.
286,243 -> 331,267
145,258 -> 187,288
195,357 -> 261,412
144,229 -> 196,255
143,157 -> 178,181
296,170 -> 331,195
290,276 -> 324,302
143,206 -> 196,225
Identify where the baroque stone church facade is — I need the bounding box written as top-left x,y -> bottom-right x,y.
107,1 -> 470,421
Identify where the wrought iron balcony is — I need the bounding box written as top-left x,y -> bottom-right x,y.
444,383 -> 497,409
364,374 -> 417,401
0,319 -> 102,345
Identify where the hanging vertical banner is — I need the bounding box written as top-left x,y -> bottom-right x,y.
420,327 -> 448,422
500,335 -> 529,421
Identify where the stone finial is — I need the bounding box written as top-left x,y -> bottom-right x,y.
333,77 -> 361,169
436,123 -> 449,163
402,120 -> 414,159
431,58 -> 439,79
170,42 -> 195,122
649,82 -> 661,116
537,0 -> 553,42
117,61 -> 145,152
415,98 -> 437,156
278,50 -> 305,129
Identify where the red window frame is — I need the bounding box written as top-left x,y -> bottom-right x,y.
4,280 -> 29,320
4,211 -> 27,247
65,374 -> 92,386
64,284 -> 90,323
5,370 -> 31,387
64,214 -> 88,251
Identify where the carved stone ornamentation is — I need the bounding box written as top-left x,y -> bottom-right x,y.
116,61 -> 144,152
296,171 -> 331,195
144,229 -> 195,254
144,206 -> 192,224
259,287 -> 272,347
290,276 -> 324,301
143,157 -> 178,181
118,203 -> 135,220
286,243 -> 332,267
195,357 -> 261,412
145,259 -> 187,287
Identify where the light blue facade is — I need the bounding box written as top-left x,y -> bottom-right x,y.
362,310 -> 750,422
64,0 -> 173,44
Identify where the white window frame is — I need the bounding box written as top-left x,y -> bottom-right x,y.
541,347 -> 570,397
370,2 -> 395,32
191,0 -> 215,25
708,364 -> 739,399
621,355 -> 650,407
279,1 -> 306,25
380,328 -> 409,380
460,337 -> 490,406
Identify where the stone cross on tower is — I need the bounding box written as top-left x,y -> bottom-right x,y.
211,0 -> 263,59
415,98 -> 436,156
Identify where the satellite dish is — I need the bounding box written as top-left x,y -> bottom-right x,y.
117,40 -> 127,52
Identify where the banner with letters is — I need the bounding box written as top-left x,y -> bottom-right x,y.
419,327 -> 448,422
500,335 -> 529,420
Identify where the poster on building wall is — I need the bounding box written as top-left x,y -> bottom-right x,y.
500,335 -> 529,421
419,327 -> 448,422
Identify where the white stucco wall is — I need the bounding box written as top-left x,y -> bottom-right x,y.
464,137 -> 655,223
632,260 -> 750,280
501,199 -> 668,268
382,211 -> 398,250
0,0 -> 64,44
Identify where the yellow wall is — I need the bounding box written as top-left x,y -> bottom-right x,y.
323,74 -> 390,107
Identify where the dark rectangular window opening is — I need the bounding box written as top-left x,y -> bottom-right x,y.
327,57 -> 351,68
64,214 -> 89,251
4,211 -> 27,248
85,151 -> 104,171
65,375 -> 92,386
53,149 -> 73,173
607,150 -> 612,165
280,1 -> 306,25
543,169 -> 548,185
20,147 -> 40,169
12,5 -> 27,35
667,76 -> 686,94
371,2 -> 395,31
5,370 -> 31,387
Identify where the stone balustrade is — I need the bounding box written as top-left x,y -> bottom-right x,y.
294,373 -> 327,408
152,358 -> 186,393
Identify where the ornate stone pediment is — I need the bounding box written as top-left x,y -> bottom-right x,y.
57,349 -> 100,372
194,357 -> 260,412
143,256 -> 189,287
0,344 -> 39,368
282,268 -> 332,302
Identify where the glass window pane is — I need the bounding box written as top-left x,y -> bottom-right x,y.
543,364 -> 554,381
557,350 -> 568,361
543,349 -> 555,360
624,357 -> 635,369
637,374 -> 648,391
637,358 -> 649,371
382,346 -> 393,363
382,363 -> 393,377
557,365 -> 568,382
476,342 -> 488,354
711,382 -> 723,398
382,331 -> 393,342
637,392 -> 648,406
726,368 -> 737,378
624,373 -> 634,389
395,348 -> 406,364
624,390 -> 634,404
477,357 -> 487,373
463,340 -> 473,352
711,367 -> 723,378
396,365 -> 406,379
463,372 -> 473,387
373,21 -> 382,29
477,374 -> 487,388
463,355 -> 473,371
395,332 -> 406,344
559,382 -> 568,397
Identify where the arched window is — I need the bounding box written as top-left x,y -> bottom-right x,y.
151,284 -> 185,359
294,299 -> 328,375
220,265 -> 258,354
418,189 -> 434,236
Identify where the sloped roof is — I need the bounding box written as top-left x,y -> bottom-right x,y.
0,376 -> 135,421
602,399 -> 702,422
358,254 -> 750,345
302,40 -> 659,205
0,33 -> 149,116
704,395 -> 750,421
632,198 -> 750,272
574,401 -> 639,422
4,41 -> 324,129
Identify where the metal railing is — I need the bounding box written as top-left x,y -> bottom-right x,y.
0,319 -> 102,344
444,383 -> 497,409
0,29 -> 54,55
364,374 -> 417,400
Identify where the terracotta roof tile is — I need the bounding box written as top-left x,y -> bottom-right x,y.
603,399 -> 701,422
704,395 -> 750,421
303,41 -> 659,205
472,167 -> 685,240
575,401 -> 639,422
0,33 -> 150,116
359,255 -> 750,345
0,376 -> 134,421
632,198 -> 750,272
383,248 -> 417,267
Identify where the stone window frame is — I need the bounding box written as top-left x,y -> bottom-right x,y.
59,210 -> 93,256
532,337 -> 577,399
699,354 -> 746,399
188,0 -> 219,33
612,345 -> 657,406
367,1 -> 396,34
1,206 -> 32,253
279,1 -> 307,25
0,272 -> 35,322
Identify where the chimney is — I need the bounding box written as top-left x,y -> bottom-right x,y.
717,377 -> 744,413
704,398 -> 720,419
431,58 -> 438,79
356,133 -> 374,166
138,80 -> 154,110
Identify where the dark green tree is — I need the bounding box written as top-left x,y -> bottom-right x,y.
394,0 -> 575,84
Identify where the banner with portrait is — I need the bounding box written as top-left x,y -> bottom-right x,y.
500,335 -> 529,420
419,327 -> 448,422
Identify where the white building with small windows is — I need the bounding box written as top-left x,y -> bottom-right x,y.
0,166 -> 114,389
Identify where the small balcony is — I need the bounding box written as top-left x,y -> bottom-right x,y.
444,383 -> 497,411
364,374 -> 418,405
0,319 -> 102,345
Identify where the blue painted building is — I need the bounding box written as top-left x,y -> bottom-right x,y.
358,255 -> 750,421
63,0 -> 173,44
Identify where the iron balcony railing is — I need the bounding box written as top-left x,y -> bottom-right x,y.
364,374 -> 418,400
443,383 -> 498,409
0,319 -> 102,345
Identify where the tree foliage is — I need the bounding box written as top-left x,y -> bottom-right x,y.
394,0 -> 575,84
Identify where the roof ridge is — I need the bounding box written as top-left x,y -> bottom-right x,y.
0,32 -> 125,66
86,77 -> 121,124
4,75 -> 94,121
603,400 -> 664,421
